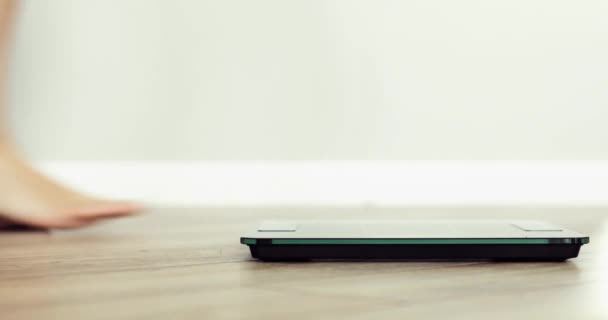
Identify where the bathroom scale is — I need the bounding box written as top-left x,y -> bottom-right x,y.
240,220 -> 589,261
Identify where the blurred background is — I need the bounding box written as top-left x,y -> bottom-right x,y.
6,0 -> 608,206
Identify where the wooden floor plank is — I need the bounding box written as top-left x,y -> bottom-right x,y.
1,207 -> 607,319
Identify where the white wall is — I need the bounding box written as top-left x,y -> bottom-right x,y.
8,0 -> 608,161
6,0 -> 608,206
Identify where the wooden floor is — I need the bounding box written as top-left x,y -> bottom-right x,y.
1,207 -> 607,320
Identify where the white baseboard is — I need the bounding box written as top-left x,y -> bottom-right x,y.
36,161 -> 608,207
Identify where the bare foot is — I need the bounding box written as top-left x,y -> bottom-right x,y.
0,147 -> 141,229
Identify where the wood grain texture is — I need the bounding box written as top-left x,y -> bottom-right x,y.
1,207 -> 607,320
